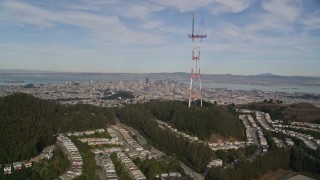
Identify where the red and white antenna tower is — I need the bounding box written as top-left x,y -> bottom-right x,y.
188,12 -> 207,107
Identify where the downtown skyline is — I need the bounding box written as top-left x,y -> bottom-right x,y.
1,0 -> 320,76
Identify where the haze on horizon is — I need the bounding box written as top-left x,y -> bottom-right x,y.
0,0 -> 320,76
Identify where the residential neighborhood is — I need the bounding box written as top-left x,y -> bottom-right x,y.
57,135 -> 83,179
1,80 -> 319,108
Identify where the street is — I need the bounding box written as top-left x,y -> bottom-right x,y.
116,119 -> 204,180
94,154 -> 107,180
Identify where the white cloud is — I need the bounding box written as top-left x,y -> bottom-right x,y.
117,2 -> 165,19
211,0 -> 254,14
153,0 -> 253,13
57,11 -> 124,30
244,0 -> 302,34
203,15 -> 320,55
301,9 -> 320,32
153,0 -> 214,12
261,0 -> 301,22
1,0 -> 319,75
0,1 -> 165,45
140,20 -> 164,29
0,1 -> 55,28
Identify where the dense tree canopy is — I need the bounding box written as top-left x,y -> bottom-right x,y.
117,102 -> 219,172
206,133 -> 320,180
0,93 -> 115,163
143,100 -> 245,140
206,147 -> 290,180
0,144 -> 70,180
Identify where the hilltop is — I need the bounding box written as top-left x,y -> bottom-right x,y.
240,102 -> 320,123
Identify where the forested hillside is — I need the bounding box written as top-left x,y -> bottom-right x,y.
0,93 -> 115,163
117,101 -> 245,171
143,100 -> 245,140
206,139 -> 320,180
117,104 -> 214,172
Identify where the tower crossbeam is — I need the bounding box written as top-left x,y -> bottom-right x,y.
188,12 -> 207,107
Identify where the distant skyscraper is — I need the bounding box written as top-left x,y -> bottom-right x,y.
146,77 -> 149,84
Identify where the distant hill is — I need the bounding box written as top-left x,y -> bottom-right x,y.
0,69 -> 53,73
285,103 -> 320,122
1,69 -> 320,86
289,102 -> 319,110
256,73 -> 279,77
240,102 -> 320,123
145,73 -> 320,86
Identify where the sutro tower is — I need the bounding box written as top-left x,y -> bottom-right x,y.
188,12 -> 207,107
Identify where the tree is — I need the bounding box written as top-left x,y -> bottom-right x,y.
290,147 -> 303,171
0,93 -> 115,163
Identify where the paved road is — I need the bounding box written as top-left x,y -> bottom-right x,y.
243,116 -> 262,161
117,121 -> 166,159
116,119 -> 204,180
181,163 -> 204,180
246,129 -> 263,162
260,115 -> 273,130
94,154 -> 107,180
118,122 -> 147,145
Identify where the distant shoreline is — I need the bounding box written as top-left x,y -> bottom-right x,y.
4,80 -> 24,83
0,73 -> 320,94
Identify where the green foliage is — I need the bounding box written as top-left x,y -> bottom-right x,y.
206,147 -> 290,180
290,147 -> 320,176
101,91 -> 134,100
245,145 -> 257,156
286,127 -> 320,139
81,131 -> 112,139
0,168 -> 37,180
215,146 -> 256,164
243,103 -> 284,120
117,103 -> 215,172
55,103 -> 116,132
72,138 -> 100,180
207,139 -> 320,180
143,100 -> 245,140
0,143 -> 70,180
0,93 -> 115,163
216,149 -> 244,163
313,118 -> 320,124
134,157 -> 185,180
109,152 -> 132,180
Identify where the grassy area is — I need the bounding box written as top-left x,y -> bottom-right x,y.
79,131 -> 111,139
101,91 -> 134,100
90,144 -> 122,150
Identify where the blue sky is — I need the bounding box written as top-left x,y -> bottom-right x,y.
0,0 -> 320,76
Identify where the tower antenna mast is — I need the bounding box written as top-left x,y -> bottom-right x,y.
188,12 -> 207,107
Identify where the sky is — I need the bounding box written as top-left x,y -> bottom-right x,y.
0,0 -> 320,76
